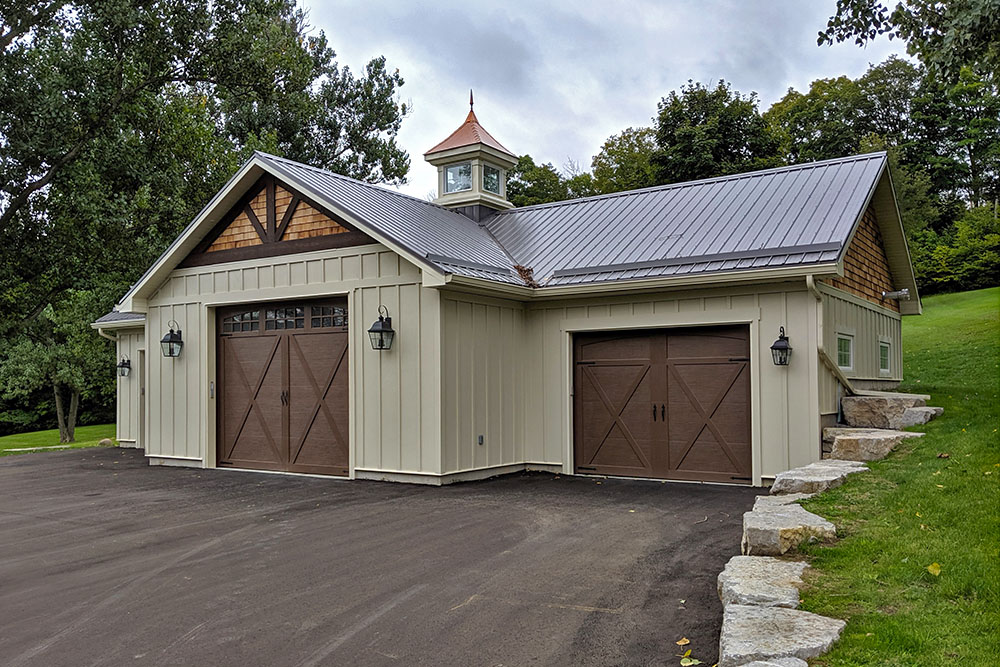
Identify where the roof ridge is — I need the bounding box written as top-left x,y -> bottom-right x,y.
493,152 -> 887,216
253,151 -> 459,215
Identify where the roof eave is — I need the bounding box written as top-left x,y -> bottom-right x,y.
90,318 -> 146,330
441,262 -> 841,301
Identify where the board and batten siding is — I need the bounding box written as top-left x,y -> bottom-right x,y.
115,328 -> 145,447
439,294 -> 527,475
144,242 -> 444,474
520,284 -> 823,480
818,282 -> 902,411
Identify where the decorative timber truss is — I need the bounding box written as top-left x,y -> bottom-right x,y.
180,175 -> 374,267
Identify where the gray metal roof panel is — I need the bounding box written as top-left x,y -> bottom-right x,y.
95,311 -> 145,324
485,152 -> 885,285
255,153 -> 516,280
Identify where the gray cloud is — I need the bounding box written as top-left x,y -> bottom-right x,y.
310,0 -> 908,198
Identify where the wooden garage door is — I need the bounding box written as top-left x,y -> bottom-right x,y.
574,325 -> 751,484
217,300 -> 349,476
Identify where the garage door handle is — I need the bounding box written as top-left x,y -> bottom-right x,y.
661,404 -> 665,421
652,404 -> 657,421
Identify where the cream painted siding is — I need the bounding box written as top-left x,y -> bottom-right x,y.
144,243 -> 443,473
439,295 -> 526,474
115,329 -> 145,447
820,283 -> 902,387
521,284 -> 822,480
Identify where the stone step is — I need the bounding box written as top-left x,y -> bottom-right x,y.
822,426 -> 925,443
718,556 -> 809,608
742,495 -> 836,556
841,394 -> 927,429
899,405 -> 944,428
831,430 -> 904,462
718,605 -> 846,667
770,460 -> 868,494
738,659 -> 808,667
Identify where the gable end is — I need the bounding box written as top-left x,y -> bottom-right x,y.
823,205 -> 898,312
179,175 -> 375,268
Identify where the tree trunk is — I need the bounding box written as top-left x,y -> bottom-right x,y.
67,388 -> 79,443
52,383 -> 76,443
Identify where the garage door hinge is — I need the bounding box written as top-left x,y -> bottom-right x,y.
730,476 -> 751,481
577,361 -> 596,365
729,357 -> 750,362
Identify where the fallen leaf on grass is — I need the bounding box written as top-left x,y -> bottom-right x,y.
935,484 -> 944,488
927,562 -> 942,576
937,452 -> 950,458
675,638 -> 690,646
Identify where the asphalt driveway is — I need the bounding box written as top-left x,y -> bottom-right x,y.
0,448 -> 758,666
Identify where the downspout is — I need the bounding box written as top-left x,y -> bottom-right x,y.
97,328 -> 117,342
806,276 -> 856,396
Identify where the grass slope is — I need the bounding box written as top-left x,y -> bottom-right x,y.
0,423 -> 115,456
800,287 -> 999,665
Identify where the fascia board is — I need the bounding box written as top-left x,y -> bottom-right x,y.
89,319 -> 146,330
443,262 -> 840,301
873,166 -> 922,313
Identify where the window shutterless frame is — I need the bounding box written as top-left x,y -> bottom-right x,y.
836,333 -> 854,371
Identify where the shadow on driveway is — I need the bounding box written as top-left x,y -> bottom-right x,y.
0,448 -> 759,666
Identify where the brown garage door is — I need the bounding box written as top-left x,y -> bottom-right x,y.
217,300 -> 349,476
574,325 -> 751,484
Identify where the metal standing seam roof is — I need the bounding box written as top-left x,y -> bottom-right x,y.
483,152 -> 887,286
105,149 -> 891,325
257,153 -> 524,284
94,311 -> 146,324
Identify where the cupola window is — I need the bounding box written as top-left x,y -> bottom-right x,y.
445,163 -> 472,193
483,165 -> 501,194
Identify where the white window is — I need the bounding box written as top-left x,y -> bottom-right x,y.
483,165 -> 501,194
445,163 -> 472,193
879,341 -> 891,375
837,334 -> 854,370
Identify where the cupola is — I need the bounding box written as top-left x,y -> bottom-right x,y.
424,91 -> 517,220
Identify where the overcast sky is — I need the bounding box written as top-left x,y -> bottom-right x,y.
309,0 -> 907,199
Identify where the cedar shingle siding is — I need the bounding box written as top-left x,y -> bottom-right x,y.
823,206 -> 898,312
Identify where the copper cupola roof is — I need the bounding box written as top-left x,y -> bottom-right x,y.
424,91 -> 516,157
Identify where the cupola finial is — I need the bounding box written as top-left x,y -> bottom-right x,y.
469,89 -> 474,111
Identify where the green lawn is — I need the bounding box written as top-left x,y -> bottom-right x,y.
0,423 -> 116,456
799,287 -> 1000,665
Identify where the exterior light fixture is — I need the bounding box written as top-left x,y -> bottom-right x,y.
770,326 -> 792,366
116,356 -> 132,377
161,320 -> 184,358
367,306 -> 395,351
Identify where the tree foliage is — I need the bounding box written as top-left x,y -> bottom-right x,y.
506,155 -> 572,207
0,290 -> 116,441
591,127 -> 658,194
818,0 -> 1000,81
652,80 -> 781,184
0,0 -> 411,437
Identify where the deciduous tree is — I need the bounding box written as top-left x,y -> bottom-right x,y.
652,80 -> 781,184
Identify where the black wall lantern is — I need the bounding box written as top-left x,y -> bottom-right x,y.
117,355 -> 132,377
161,320 -> 184,358
367,306 -> 395,351
770,326 -> 792,366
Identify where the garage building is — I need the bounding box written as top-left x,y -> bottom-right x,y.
94,103 -> 920,486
